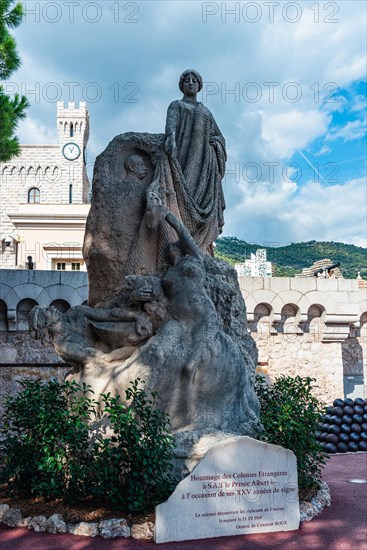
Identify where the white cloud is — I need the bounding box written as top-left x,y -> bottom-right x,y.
261,110 -> 330,158
326,119 -> 366,142
223,176 -> 367,247
315,145 -> 332,156
18,117 -> 57,145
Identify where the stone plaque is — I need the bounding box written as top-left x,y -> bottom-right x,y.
155,436 -> 300,543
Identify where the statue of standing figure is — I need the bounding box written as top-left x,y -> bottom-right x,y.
159,69 -> 227,254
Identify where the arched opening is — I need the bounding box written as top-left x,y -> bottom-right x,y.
0,300 -> 8,331
50,299 -> 70,313
279,303 -> 301,335
250,302 -> 274,336
17,299 -> 38,331
359,312 -> 367,337
304,304 -> 325,339
28,187 -> 40,204
70,122 -> 74,137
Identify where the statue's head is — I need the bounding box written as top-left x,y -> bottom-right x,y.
167,241 -> 185,266
124,155 -> 147,180
179,69 -> 203,94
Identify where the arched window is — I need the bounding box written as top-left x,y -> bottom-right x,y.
70,122 -> 74,137
50,299 -> 70,313
0,300 -> 7,331
17,299 -> 38,331
28,187 -> 40,204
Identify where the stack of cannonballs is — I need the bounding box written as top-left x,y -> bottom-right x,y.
317,398 -> 367,453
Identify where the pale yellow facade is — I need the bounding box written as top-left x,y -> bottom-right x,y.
0,102 -> 90,271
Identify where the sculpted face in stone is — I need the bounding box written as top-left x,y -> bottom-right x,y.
179,69 -> 203,97
181,72 -> 200,99
124,155 -> 147,180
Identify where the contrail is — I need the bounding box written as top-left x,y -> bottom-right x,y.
296,148 -> 328,185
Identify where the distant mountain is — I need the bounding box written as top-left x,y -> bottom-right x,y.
214,238 -> 367,280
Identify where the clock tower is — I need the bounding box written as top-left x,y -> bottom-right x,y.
57,101 -> 90,203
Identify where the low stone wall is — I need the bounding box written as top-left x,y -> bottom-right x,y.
253,333 -> 362,405
0,271 -> 365,410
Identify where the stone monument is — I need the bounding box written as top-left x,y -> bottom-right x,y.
155,437 -> 300,543
30,69 -> 261,474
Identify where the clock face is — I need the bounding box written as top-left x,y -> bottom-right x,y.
62,142 -> 81,161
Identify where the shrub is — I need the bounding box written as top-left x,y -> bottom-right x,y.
255,375 -> 328,495
0,379 -> 96,502
0,378 -> 176,512
91,379 -> 176,512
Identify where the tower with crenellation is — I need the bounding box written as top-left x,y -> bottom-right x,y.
0,102 -> 91,269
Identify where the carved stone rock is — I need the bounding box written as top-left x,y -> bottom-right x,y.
30,70 -> 261,478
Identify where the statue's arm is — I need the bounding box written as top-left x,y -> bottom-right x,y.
209,114 -> 227,176
165,210 -> 202,260
165,101 -> 179,154
83,305 -> 136,323
84,305 -> 152,337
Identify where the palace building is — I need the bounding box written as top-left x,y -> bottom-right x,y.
0,102 -> 91,271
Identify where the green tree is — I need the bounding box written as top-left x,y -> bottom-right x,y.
0,0 -> 28,161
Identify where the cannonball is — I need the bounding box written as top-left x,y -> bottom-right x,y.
362,413 -> 367,423
333,398 -> 344,408
330,415 -> 342,426
343,406 -> 354,416
358,441 -> 367,452
341,415 -> 353,425
328,424 -> 341,436
326,406 -> 334,415
320,432 -> 328,442
326,433 -> 339,444
360,422 -> 367,433
353,405 -> 364,416
322,423 -> 331,432
348,442 -> 359,452
360,432 -> 367,442
352,414 -> 363,424
363,405 -> 367,413
354,398 -> 365,407
343,398 -> 354,407
339,432 -> 350,444
349,432 -> 360,443
318,421 -> 325,430
351,423 -> 362,434
325,443 -> 337,454
324,414 -> 332,424
319,441 -> 327,449
341,424 -> 351,434
337,442 -> 348,453
332,406 -> 344,417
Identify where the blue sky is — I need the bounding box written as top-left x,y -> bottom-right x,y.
7,0 -> 367,246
